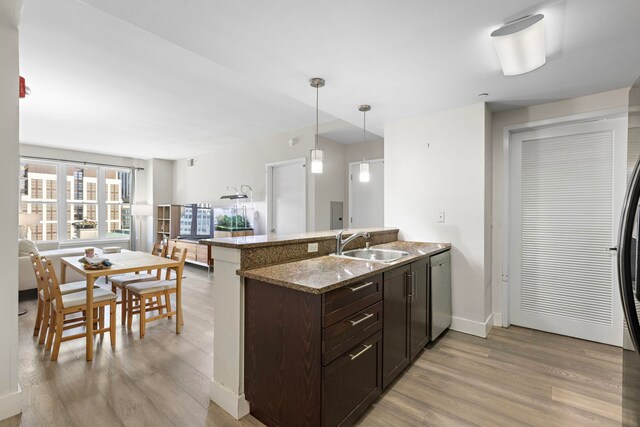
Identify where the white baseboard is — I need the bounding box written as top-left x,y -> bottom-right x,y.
450,314 -> 494,338
0,386 -> 22,422
210,380 -> 250,420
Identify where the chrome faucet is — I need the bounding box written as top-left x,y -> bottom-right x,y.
336,230 -> 371,255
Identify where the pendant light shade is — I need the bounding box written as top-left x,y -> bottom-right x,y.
309,77 -> 325,174
491,14 -> 546,76
310,148 -> 324,174
359,162 -> 370,182
358,104 -> 371,183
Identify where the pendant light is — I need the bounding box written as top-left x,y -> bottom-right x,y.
309,77 -> 325,174
358,104 -> 371,183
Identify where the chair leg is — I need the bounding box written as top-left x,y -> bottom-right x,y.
121,288 -> 127,326
127,291 -> 134,330
109,301 -> 116,348
33,296 -> 43,336
45,305 -> 56,351
139,295 -> 146,339
38,301 -> 50,345
51,313 -> 63,361
165,292 -> 172,320
99,306 -> 105,338
157,296 -> 164,315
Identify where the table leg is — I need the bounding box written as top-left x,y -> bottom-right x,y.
61,262 -> 67,284
86,275 -> 95,361
176,267 -> 183,334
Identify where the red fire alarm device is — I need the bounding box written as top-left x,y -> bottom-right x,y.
19,76 -> 26,98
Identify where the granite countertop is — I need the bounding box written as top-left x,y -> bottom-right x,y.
200,227 -> 399,249
239,241 -> 451,294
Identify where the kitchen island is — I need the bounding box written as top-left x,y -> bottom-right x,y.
201,229 -> 450,426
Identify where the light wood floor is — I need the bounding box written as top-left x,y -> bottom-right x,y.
1,266 -> 632,427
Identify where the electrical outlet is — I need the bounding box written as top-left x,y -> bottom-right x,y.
308,243 -> 318,253
438,211 -> 445,223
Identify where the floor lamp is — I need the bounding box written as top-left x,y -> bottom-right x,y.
18,212 -> 42,316
131,204 -> 153,251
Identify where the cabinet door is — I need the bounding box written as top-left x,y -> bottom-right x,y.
322,331 -> 382,427
382,265 -> 410,389
409,259 -> 429,361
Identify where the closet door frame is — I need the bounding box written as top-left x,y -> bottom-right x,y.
500,107 -> 628,329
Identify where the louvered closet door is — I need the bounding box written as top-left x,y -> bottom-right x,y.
509,118 -> 626,346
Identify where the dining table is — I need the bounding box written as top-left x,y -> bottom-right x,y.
61,251 -> 184,361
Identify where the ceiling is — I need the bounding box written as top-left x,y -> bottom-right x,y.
19,0 -> 640,159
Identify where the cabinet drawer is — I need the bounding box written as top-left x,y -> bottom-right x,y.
323,274 -> 383,327
322,301 -> 382,365
322,331 -> 382,427
196,245 -> 209,258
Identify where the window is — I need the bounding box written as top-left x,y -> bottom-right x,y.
105,169 -> 131,238
19,159 -> 131,242
66,166 -> 98,240
20,162 -> 58,241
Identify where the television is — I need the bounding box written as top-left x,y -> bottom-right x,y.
178,204 -> 213,239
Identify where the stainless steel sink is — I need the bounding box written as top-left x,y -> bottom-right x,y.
338,248 -> 410,263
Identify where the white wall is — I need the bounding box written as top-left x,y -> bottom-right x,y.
0,3 -> 22,420
385,102 -> 493,337
314,138 -> 345,231
19,144 -> 144,168
344,139 -> 384,226
172,120 -> 381,234
491,88 -> 630,325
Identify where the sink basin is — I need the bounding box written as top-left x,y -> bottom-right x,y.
338,248 -> 410,263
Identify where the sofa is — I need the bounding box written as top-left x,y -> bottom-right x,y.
18,241 -> 103,291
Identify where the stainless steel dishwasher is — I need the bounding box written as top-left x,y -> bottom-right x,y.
430,250 -> 452,341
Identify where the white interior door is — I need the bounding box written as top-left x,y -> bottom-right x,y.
268,159 -> 306,235
349,160 -> 384,228
509,118 -> 626,346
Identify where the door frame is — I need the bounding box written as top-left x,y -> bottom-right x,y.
501,107 -> 628,328
348,158 -> 384,228
266,157 -> 306,235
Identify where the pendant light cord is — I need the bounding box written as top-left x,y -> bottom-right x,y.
315,85 -> 319,149
362,108 -> 366,161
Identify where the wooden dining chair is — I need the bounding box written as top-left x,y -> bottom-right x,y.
127,247 -> 187,338
109,242 -> 168,325
40,258 -> 117,361
29,252 -> 97,346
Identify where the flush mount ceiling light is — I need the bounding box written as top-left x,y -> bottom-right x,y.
491,14 -> 546,76
309,77 -> 325,174
358,104 -> 371,183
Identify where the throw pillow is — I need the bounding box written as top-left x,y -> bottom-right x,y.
18,239 -> 39,257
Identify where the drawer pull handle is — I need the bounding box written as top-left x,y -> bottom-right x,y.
349,344 -> 373,361
348,281 -> 374,292
349,313 -> 374,326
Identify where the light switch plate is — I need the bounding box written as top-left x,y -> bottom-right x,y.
308,243 -> 318,253
438,211 -> 445,223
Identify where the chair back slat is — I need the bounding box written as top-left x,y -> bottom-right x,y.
151,242 -> 167,258
41,258 -> 64,309
148,241 -> 168,278
29,253 -> 50,301
165,247 -> 187,280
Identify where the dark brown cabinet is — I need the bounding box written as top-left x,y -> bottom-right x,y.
381,265 -> 410,388
409,259 -> 429,360
382,258 -> 429,389
245,275 -> 383,427
244,250 -> 449,426
322,331 -> 382,427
